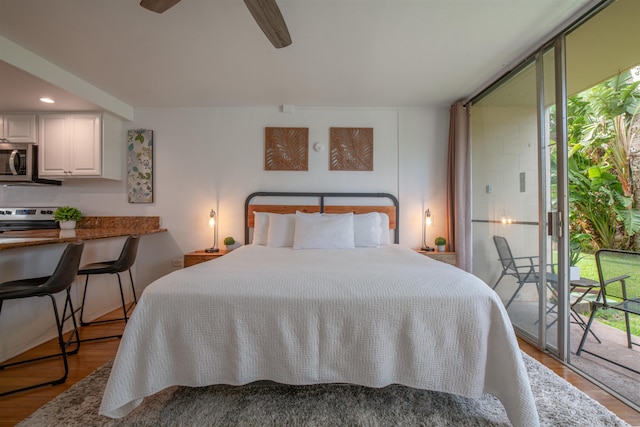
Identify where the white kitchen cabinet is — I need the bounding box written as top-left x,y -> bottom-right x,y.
0,114 -> 37,142
38,112 -> 123,179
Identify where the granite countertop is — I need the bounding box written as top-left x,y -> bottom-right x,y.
0,216 -> 167,250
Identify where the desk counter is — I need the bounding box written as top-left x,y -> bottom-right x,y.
0,216 -> 166,250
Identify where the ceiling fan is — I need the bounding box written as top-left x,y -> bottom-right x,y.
139,0 -> 292,49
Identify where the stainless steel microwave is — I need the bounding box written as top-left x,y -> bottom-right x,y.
0,142 -> 60,185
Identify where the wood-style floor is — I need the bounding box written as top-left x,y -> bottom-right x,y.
1,310 -> 639,427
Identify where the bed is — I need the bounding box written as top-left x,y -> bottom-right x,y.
99,192 -> 538,426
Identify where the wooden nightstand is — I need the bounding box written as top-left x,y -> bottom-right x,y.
184,250 -> 229,267
416,250 -> 457,267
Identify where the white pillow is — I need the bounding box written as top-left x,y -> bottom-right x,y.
267,213 -> 296,247
378,213 -> 391,245
293,212 -> 355,249
353,212 -> 381,247
252,212 -> 269,245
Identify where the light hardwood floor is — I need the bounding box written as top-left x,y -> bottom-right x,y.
1,310 -> 639,426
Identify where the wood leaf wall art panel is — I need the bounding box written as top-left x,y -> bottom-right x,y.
329,127 -> 373,171
265,127 -> 309,171
127,129 -> 153,203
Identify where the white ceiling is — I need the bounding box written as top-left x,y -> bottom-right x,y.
0,0 -> 596,114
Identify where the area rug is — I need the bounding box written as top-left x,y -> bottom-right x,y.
19,353 -> 629,427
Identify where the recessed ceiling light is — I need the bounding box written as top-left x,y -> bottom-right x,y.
39,97 -> 55,104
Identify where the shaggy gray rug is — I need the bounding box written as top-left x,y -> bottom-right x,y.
19,353 -> 629,427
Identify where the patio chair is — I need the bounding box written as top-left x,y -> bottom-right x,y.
576,249 -> 640,374
492,236 -> 541,309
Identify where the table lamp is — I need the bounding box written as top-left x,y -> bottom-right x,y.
421,209 -> 434,251
205,209 -> 219,253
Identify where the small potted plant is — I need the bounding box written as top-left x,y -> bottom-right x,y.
223,236 -> 237,250
53,206 -> 83,230
434,236 -> 446,252
569,233 -> 589,280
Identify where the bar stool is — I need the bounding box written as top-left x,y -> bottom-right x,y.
0,242 -> 85,397
78,235 -> 140,342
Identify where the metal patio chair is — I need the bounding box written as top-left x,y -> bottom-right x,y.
492,236 -> 542,309
577,249 -> 640,375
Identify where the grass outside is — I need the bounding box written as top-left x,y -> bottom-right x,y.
575,253 -> 640,337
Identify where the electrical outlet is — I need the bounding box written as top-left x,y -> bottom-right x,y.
171,258 -> 183,268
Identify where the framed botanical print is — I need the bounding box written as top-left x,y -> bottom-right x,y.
127,129 -> 154,203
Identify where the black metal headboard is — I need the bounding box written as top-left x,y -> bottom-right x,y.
244,192 -> 400,245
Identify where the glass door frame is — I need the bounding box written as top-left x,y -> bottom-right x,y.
553,36 -> 570,361
535,38 -> 571,360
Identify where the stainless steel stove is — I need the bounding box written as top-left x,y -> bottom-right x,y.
0,207 -> 59,232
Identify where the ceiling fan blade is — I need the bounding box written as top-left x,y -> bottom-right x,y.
244,0 -> 292,49
140,0 -> 181,13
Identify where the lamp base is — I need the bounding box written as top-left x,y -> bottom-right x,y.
421,246 -> 435,252
204,247 -> 219,253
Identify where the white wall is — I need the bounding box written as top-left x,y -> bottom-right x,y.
126,106 -> 450,253
0,105 -> 449,361
1,106 -> 449,252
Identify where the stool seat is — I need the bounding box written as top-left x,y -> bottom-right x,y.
78,260 -> 119,275
0,278 -> 55,298
0,242 -> 84,397
78,235 -> 140,341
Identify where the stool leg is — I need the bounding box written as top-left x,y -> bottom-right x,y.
129,269 -> 138,304
76,252 -> 140,340
0,295 -> 71,397
50,294 -> 70,386
116,272 -> 129,323
123,269 -> 138,318
79,272 -> 125,342
80,274 -> 91,326
63,288 -> 81,355
80,273 -> 128,327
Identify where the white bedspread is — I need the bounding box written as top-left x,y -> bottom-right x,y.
100,245 -> 538,426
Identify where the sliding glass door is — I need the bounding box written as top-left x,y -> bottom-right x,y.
471,60 -> 542,344
471,1 -> 640,404
469,43 -> 569,354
